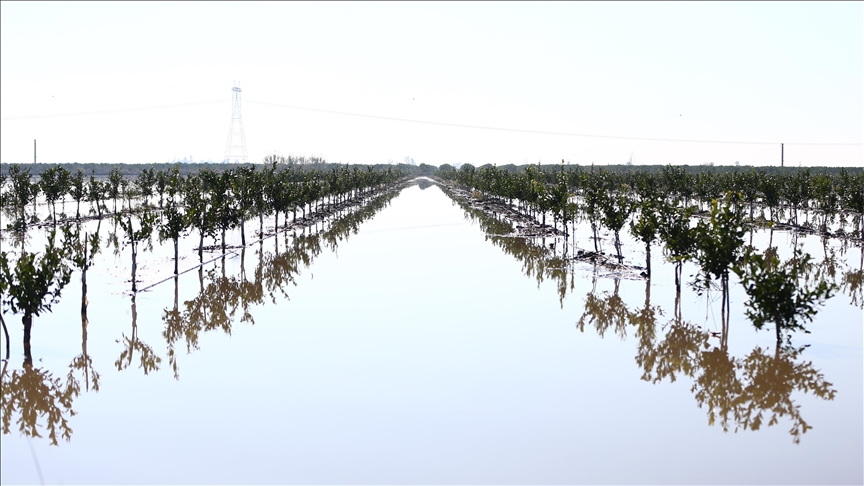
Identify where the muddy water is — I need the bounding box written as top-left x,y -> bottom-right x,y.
1,181 -> 862,484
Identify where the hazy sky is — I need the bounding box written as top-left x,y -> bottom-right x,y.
1,1 -> 861,167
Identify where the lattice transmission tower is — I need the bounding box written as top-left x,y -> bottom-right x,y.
224,84 -> 248,164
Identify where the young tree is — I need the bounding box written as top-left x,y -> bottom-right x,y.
184,173 -> 215,263
107,166 -> 124,214
165,165 -> 183,204
601,184 -> 633,262
630,197 -> 660,277
39,166 -> 68,224
760,174 -> 782,223
86,171 -> 107,219
0,230 -> 73,363
658,203 -> 699,292
203,169 -> 239,253
6,164 -> 37,229
838,169 -> 864,239
734,248 -> 837,344
265,166 -> 290,233
230,166 -> 257,246
159,198 -> 189,275
154,169 -> 168,208
135,167 -> 156,207
811,173 -> 839,233
117,211 -> 156,293
694,193 -> 746,328
249,168 -> 269,240
581,170 -> 605,253
68,168 -> 86,220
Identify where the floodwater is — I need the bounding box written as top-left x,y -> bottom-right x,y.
1,180 -> 862,484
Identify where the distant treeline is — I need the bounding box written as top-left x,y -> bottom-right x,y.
2,161 -> 857,178
462,163 -> 861,176
0,161 -> 430,177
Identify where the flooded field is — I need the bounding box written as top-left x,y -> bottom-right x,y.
1,179 -> 862,484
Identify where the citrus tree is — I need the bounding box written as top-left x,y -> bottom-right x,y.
734,247 -> 837,344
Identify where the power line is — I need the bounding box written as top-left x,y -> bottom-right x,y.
0,100 -> 227,120
243,81 -> 862,121
0,82 -> 224,101
3,94 -> 860,147
244,99 -> 862,147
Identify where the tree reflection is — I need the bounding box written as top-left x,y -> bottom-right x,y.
68,221 -> 102,392
636,315 -> 835,444
1,360 -> 78,446
444,185 -> 575,305
442,180 -> 843,444
576,276 -> 630,340
115,294 -> 161,375
629,279 -> 664,381
566,270 -> 839,443
691,345 -> 742,435
163,276 -> 183,379
841,266 -> 863,308
160,188 -> 401,378
781,246 -> 863,310
734,345 -> 836,443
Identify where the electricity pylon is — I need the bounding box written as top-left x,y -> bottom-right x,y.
224,84 -> 248,164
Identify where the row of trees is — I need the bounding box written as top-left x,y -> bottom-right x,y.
437,179 -> 840,346
0,185 -> 404,445
0,163 -> 409,368
437,163 -> 864,242
445,179 -> 851,442
0,162 -> 409,231
1,163 -> 408,289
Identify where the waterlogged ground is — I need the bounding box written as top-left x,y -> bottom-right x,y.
1,180 -> 862,484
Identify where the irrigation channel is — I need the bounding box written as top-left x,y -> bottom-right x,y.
0,176 -> 862,483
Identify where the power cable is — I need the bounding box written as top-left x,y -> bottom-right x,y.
3,94 -> 859,147
0,82 -> 224,101
243,81 -> 862,121
244,99 -> 862,147
0,100 -> 227,120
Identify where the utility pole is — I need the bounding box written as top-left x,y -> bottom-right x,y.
34,139 -> 36,164
781,143 -> 784,167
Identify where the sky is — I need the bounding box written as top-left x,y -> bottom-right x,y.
1,1 -> 861,167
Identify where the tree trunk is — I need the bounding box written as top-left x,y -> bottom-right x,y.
23,313 -> 33,366
1,313 -> 10,361
129,295 -> 137,368
131,243 -> 138,293
173,238 -> 179,275
81,267 -> 90,388
82,266 -> 88,316
645,243 -> 651,278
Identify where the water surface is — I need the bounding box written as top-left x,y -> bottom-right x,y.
1,182 -> 861,484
